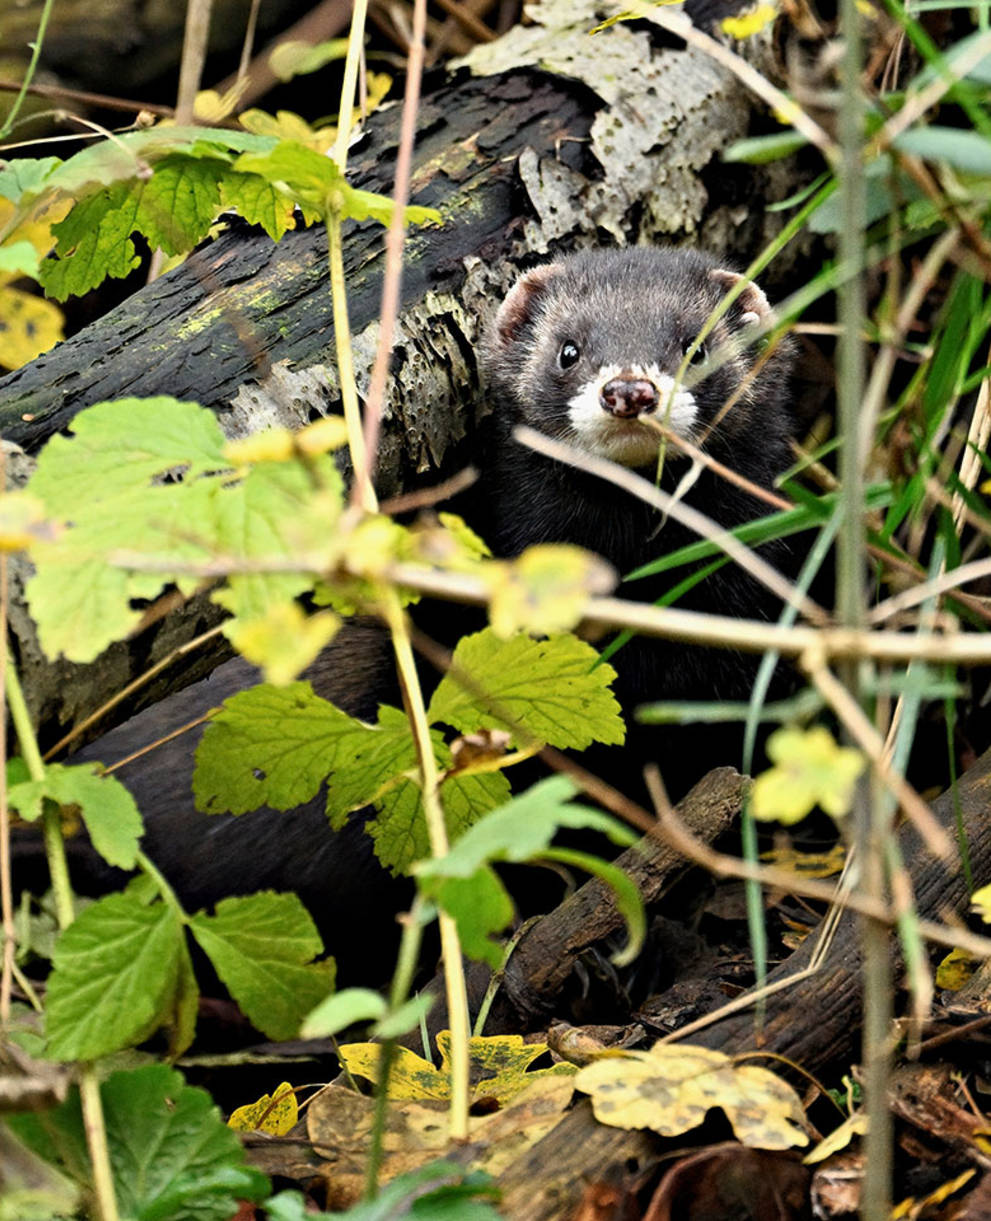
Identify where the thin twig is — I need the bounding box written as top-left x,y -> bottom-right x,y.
355,0 -> 429,503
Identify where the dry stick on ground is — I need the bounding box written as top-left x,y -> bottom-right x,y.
490,745 -> 991,1221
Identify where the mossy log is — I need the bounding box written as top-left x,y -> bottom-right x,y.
0,7 -> 808,743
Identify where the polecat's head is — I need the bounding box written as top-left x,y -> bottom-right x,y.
483,248 -> 795,469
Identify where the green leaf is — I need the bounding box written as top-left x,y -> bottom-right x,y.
325,705 -> 422,829
301,986 -> 387,1038
0,239 -> 41,277
723,130 -> 809,164
416,776 -> 635,882
45,894 -> 185,1060
8,762 -> 142,870
894,125 -> 991,175
427,629 -> 625,750
234,141 -> 440,227
40,182 -> 142,299
207,453 -> 344,622
434,867 -> 514,967
9,1064 -> 270,1221
29,397 -> 229,516
193,681 -> 363,814
264,1164 -> 499,1220
0,156 -> 61,202
127,155 -> 225,255
188,892 -> 333,1041
219,171 -> 296,240
365,761 -> 509,874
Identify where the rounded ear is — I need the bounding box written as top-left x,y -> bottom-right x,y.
709,269 -> 772,328
492,263 -> 565,348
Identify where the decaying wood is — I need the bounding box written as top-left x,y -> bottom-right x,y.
0,3 -> 808,743
491,768 -> 748,1027
491,746 -> 991,1221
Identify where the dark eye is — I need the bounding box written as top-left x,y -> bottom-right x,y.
683,340 -> 707,366
559,340 -> 581,369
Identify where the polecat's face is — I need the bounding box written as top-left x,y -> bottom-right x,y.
485,249 -> 788,470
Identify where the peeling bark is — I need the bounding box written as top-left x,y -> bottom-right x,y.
0,9 -> 810,742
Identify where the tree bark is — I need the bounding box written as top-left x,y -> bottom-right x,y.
0,14 -> 809,743
491,747 -> 991,1220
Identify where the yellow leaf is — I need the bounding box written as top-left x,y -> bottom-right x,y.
364,72 -> 393,115
223,428 -> 296,465
935,947 -> 978,991
721,3 -> 778,38
239,108 -> 337,154
971,882 -> 991,922
225,604 -> 340,686
338,1031 -> 575,1105
296,415 -> 350,455
804,1111 -> 867,1163
575,1043 -> 808,1150
193,86 -> 245,124
750,726 -> 865,825
760,842 -> 846,878
892,1169 -> 975,1217
0,286 -> 64,370
341,515 -> 412,579
488,544 -> 615,638
228,1081 -> 298,1134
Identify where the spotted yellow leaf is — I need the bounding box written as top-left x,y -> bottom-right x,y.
228,1081 -> 298,1134
935,947 -> 977,992
339,1031 -> 575,1105
804,1111 -> 867,1164
0,286 -> 64,369
575,1042 -> 808,1150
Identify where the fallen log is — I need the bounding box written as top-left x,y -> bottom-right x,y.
491,747 -> 991,1220
0,2 -> 810,743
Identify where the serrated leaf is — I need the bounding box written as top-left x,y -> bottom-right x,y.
427,629 -> 625,750
972,883 -> 991,922
488,545 -> 615,638
45,894 -> 184,1060
208,454 -> 344,620
8,762 -> 142,870
40,182 -> 142,299
10,1064 -> 270,1220
325,704 -> 437,830
0,286 -> 63,369
219,170 -> 296,240
416,776 -> 635,881
130,155 -> 225,254
188,892 -> 333,1041
193,681 -> 360,814
29,397 -> 229,515
365,759 -> 507,874
575,1043 -> 808,1149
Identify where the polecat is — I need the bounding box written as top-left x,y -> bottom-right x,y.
16,247 -> 799,985
478,247 -> 798,794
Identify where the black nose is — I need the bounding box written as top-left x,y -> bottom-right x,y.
600,378 -> 658,419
